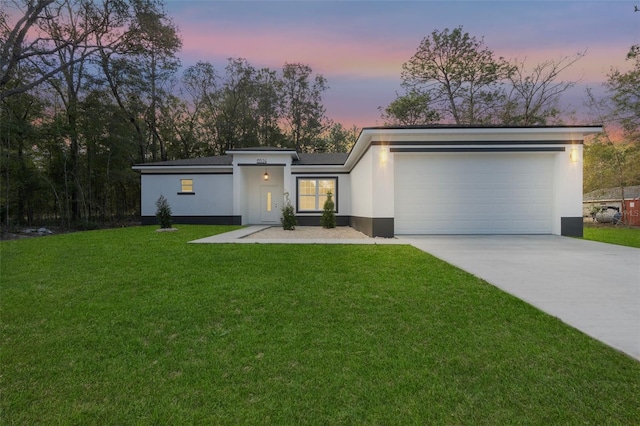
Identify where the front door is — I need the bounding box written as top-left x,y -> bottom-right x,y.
260,186 -> 280,223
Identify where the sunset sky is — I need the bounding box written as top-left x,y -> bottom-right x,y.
166,1 -> 638,127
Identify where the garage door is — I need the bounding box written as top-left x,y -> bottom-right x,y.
394,153 -> 554,234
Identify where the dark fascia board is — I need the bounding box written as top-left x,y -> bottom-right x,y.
372,140 -> 584,146
226,146 -> 296,152
132,165 -> 232,173
238,163 -> 287,167
132,127 -> 599,174
140,171 -> 233,175
292,171 -> 350,175
390,147 -> 566,153
343,126 -> 602,171
360,124 -> 603,131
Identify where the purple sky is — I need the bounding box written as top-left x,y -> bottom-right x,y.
168,0 -> 638,127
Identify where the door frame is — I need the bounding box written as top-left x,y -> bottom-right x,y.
259,185 -> 281,224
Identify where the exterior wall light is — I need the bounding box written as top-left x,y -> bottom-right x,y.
380,147 -> 388,164
570,148 -> 578,163
263,169 -> 269,181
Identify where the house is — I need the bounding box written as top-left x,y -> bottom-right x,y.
583,185 -> 640,226
133,125 -> 602,238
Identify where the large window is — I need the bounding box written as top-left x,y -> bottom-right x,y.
297,178 -> 337,212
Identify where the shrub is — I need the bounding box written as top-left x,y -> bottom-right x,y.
155,195 -> 173,229
281,192 -> 297,230
320,191 -> 336,229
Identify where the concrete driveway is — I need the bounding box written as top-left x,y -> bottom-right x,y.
398,235 -> 640,361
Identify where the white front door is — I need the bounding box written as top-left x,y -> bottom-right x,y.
260,186 -> 280,223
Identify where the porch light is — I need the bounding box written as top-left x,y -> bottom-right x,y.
263,169 -> 269,181
380,147 -> 388,164
570,148 -> 578,163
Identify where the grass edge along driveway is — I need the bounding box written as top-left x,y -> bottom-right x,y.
583,225 -> 640,248
2,225 -> 639,424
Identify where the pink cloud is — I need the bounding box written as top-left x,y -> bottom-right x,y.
179,24 -> 412,78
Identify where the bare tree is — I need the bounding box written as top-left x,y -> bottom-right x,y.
281,62 -> 328,152
0,0 -> 127,99
502,51 -> 586,125
401,26 -> 512,124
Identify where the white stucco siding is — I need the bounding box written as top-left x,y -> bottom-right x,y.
337,174 -> 351,215
140,174 -> 233,217
552,144 -> 583,234
349,148 -> 373,218
371,146 -> 394,218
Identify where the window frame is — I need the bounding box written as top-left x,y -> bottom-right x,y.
178,178 -> 195,195
296,177 -> 338,213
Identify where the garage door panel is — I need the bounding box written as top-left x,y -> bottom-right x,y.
394,153 -> 554,234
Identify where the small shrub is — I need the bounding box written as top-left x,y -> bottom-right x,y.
320,191 -> 336,229
155,195 -> 173,229
281,192 -> 297,230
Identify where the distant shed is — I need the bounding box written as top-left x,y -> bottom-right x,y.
583,185 -> 640,226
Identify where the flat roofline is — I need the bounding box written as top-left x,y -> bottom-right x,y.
360,124 -> 603,130
132,164 -> 232,171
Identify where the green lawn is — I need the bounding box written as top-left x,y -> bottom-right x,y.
2,225 -> 639,424
584,225 -> 640,248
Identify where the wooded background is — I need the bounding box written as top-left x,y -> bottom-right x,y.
1,1 -> 638,229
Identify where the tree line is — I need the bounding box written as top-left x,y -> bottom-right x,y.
1,0 -> 357,229
583,8 -> 640,200
1,1 -> 637,230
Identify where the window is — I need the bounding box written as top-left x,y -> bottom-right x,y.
180,179 -> 194,194
297,178 -> 337,211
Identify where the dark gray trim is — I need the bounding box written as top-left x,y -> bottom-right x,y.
141,215 -> 241,226
372,140 -> 583,146
391,147 -> 565,153
177,192 -> 195,195
295,215 -> 350,227
238,163 -> 286,166
347,142 -> 571,173
296,176 -> 339,213
561,217 -> 583,237
227,147 -> 296,152
292,172 -> 350,175
350,216 -> 394,238
362,124 -> 602,131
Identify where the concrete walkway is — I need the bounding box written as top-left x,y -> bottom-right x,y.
189,225 -> 404,245
399,235 -> 640,361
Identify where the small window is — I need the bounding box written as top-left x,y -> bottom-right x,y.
297,178 -> 337,212
180,179 -> 194,194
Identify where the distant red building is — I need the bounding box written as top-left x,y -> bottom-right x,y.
583,185 -> 640,226
623,199 -> 640,226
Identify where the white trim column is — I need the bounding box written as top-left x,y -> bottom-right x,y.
232,162 -> 246,224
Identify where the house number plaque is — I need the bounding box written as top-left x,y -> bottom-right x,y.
256,159 -> 267,165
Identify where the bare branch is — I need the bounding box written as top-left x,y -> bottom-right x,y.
0,0 -> 129,99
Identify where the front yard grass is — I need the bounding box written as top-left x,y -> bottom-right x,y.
2,225 -> 639,424
584,225 -> 640,248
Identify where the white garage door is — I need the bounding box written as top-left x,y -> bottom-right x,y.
394,153 -> 554,234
